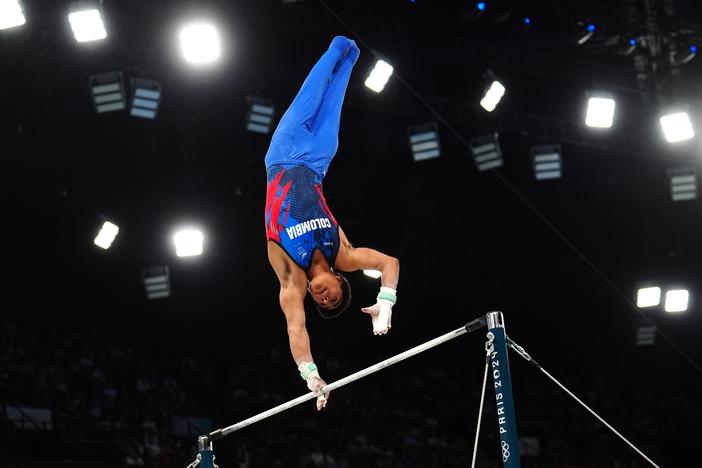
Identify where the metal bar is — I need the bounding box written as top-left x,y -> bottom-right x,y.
486,311 -> 521,468
211,319 -> 486,439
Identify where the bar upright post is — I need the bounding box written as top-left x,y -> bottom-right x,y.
197,435 -> 215,468
486,311 -> 521,468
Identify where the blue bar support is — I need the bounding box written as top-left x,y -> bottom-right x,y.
197,435 -> 215,468
487,311 -> 521,467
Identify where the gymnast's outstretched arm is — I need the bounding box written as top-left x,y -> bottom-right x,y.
268,243 -> 330,411
278,286 -> 329,411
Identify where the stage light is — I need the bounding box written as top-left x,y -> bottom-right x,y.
664,289 -> 689,313
660,111 -> 694,143
89,71 -> 126,113
180,22 -> 220,64
618,36 -> 637,56
668,167 -> 697,202
576,22 -> 595,45
636,287 -> 661,308
68,4 -> 107,43
174,229 -> 203,257
635,321 -> 656,346
94,221 -> 119,250
672,43 -> 697,65
480,79 -> 506,112
470,133 -> 502,171
364,59 -> 393,93
130,78 -> 161,119
142,266 -> 171,300
0,0 -> 25,30
462,1 -> 487,23
585,94 -> 616,128
408,122 -> 440,161
363,269 -> 382,279
514,14 -> 533,32
246,97 -> 275,134
531,144 -> 562,180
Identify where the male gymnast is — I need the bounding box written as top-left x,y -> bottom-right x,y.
264,36 -> 400,410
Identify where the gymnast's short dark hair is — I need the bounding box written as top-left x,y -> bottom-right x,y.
314,272 -> 352,319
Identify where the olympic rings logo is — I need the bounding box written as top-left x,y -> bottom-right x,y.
501,440 -> 510,462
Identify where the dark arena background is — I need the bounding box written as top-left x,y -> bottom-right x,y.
2,0 -> 702,467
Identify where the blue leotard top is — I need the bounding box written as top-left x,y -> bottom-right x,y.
265,163 -> 340,272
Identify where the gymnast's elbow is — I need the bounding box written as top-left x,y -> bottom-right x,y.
385,255 -> 400,273
390,255 -> 400,268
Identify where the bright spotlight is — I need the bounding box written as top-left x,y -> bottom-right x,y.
174,229 -> 204,257
364,60 -> 393,93
664,289 -> 689,313
363,269 -> 382,279
586,95 -> 616,128
660,111 -> 694,143
68,7 -> 107,43
480,80 -> 506,112
636,287 -> 661,308
0,0 -> 26,30
94,221 -> 119,250
180,23 -> 221,64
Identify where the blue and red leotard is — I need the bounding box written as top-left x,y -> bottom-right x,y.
264,36 -> 359,271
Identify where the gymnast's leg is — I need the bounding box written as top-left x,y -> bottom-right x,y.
276,36 -> 359,132
310,43 -> 359,148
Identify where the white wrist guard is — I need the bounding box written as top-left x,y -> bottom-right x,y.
298,361 -> 319,381
377,286 -> 397,304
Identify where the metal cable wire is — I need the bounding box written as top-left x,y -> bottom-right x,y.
507,337 -> 661,468
471,349 -> 491,467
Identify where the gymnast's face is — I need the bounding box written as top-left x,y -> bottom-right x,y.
308,272 -> 343,309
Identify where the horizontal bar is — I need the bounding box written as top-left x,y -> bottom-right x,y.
213,321 -> 483,440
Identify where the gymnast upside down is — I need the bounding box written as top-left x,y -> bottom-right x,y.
264,36 -> 400,410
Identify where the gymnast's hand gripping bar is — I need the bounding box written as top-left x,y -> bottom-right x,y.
207,315 -> 487,441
